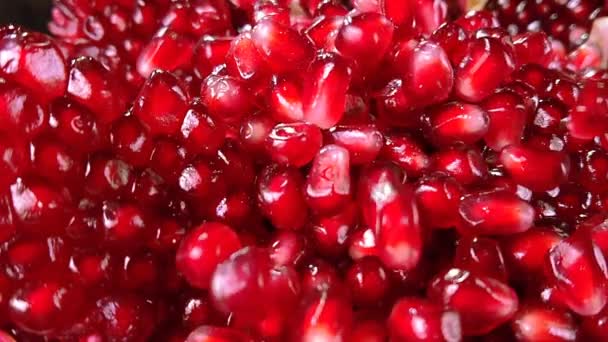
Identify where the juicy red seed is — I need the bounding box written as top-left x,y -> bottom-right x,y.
502,227 -> 562,281
136,30 -> 194,78
265,122 -> 323,167
500,144 -> 571,192
346,257 -> 389,305
201,74 -> 256,126
293,292 -> 353,341
392,39 -> 454,108
335,12 -> 395,69
512,32 -> 553,67
0,28 -> 68,102
10,179 -> 72,236
311,201 -> 358,257
545,231 -> 608,316
425,102 -> 489,146
481,90 -> 528,151
133,70 -> 189,136
304,15 -> 344,51
211,247 -> 299,337
67,57 -> 128,124
428,268 -> 519,336
302,53 -> 351,129
454,10 -> 500,33
0,80 -> 48,139
180,105 -> 225,157
454,37 -> 516,103
186,326 -> 252,342
305,144 -> 351,214
268,230 -> 307,267
110,116 -> 153,167
380,134 -> 430,178
251,19 -> 313,74
389,297 -> 462,342
268,76 -> 304,123
193,36 -> 232,79
381,0 -> 414,27
239,113 -> 274,154
455,236 -> 508,281
512,305 -> 578,341
432,147 -> 488,185
176,222 -> 241,289
226,32 -> 269,86
101,202 -> 148,247
459,190 -> 535,235
415,173 -> 464,229
257,165 -> 308,230
358,164 -> 422,271
8,281 -> 85,334
328,124 -> 384,165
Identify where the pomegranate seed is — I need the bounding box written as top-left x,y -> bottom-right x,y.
180,106 -> 225,157
335,12 -> 394,70
454,37 -> 516,103
388,297 -> 462,341
0,28 -> 67,101
512,304 -> 578,341
381,0 -> 414,27
358,164 -> 422,271
186,326 -> 252,342
268,230 -> 307,267
512,32 -> 553,67
425,102 -> 489,146
133,70 -> 189,136
201,74 -> 256,126
192,36 -> 232,79
10,178 -> 73,236
136,29 -> 194,78
251,19 -> 313,74
481,90 -> 528,151
545,231 -> 608,316
67,57 -> 128,125
8,281 -> 85,334
428,268 -> 519,335
211,247 -> 299,337
265,122 -> 323,167
328,124 -> 384,165
257,165 -> 308,230
345,257 -> 389,306
305,144 -> 351,214
268,76 -> 304,123
380,133 -> 430,178
500,144 -> 571,192
413,0 -> 448,34
392,39 -> 454,108
0,80 -> 48,139
415,173 -> 464,229
302,53 -> 351,129
226,32 -> 269,87
432,147 -> 488,185
292,291 -> 353,342
502,227 -> 562,282
455,235 -> 508,281
459,190 -> 535,235
176,222 -> 241,289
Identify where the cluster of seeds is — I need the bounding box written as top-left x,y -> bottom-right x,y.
0,0 -> 606,341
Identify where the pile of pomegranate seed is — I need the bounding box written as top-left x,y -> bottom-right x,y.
0,0 -> 607,340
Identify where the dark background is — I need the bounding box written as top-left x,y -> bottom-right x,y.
0,0 -> 52,32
